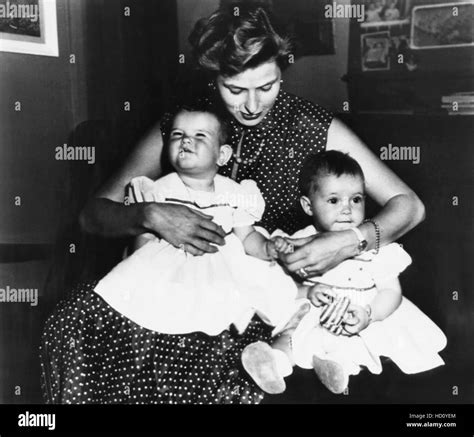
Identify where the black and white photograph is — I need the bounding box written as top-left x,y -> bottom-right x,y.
359,0 -> 410,27
0,0 -> 58,56
410,1 -> 474,49
361,30 -> 391,70
0,0 -> 473,433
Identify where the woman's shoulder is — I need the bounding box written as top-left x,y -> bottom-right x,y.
278,91 -> 334,127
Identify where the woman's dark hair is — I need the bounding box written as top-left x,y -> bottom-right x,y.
299,151 -> 365,197
189,2 -> 293,77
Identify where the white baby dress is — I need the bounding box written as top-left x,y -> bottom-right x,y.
276,226 -> 447,377
94,173 -> 298,336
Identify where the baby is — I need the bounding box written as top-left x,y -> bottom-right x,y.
93,106 -> 309,338
242,151 -> 447,394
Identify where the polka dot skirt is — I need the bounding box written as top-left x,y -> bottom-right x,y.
40,90 -> 333,404
40,281 -> 273,404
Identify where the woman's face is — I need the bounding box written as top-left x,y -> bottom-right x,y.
216,60 -> 281,127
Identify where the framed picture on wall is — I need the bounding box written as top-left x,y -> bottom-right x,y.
410,1 -> 474,49
361,30 -> 391,70
359,0 -> 410,28
0,0 -> 58,56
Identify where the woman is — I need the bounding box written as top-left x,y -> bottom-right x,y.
40,4 -> 424,404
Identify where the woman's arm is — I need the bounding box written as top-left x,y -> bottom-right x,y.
79,122 -> 226,256
327,118 -> 425,247
281,118 -> 425,275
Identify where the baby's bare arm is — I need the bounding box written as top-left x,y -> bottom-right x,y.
233,225 -> 271,260
369,277 -> 403,322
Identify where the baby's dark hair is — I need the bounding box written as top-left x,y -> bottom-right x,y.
189,2 -> 292,77
172,104 -> 230,144
299,151 -> 365,196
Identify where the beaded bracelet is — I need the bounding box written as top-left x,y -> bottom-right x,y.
364,219 -> 380,254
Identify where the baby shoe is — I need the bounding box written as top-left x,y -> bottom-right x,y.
242,341 -> 287,394
312,354 -> 349,394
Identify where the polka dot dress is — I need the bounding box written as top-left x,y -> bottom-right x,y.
40,281 -> 272,404
40,90 -> 333,404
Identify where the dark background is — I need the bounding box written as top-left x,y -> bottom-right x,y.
0,0 -> 472,404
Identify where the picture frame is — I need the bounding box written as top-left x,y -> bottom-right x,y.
359,0 -> 410,29
0,0 -> 58,57
410,1 -> 474,50
361,30 -> 391,71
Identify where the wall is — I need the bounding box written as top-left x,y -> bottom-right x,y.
176,0 -> 350,112
0,1 -> 88,245
0,0 -> 179,403
283,0 -> 350,111
0,0 -> 89,403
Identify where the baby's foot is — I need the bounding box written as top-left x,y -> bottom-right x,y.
312,355 -> 348,394
242,341 -> 286,394
280,300 -> 311,333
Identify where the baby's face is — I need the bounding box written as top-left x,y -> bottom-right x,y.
169,111 -> 222,176
307,173 -> 365,232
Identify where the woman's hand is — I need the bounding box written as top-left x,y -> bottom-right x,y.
279,231 -> 358,278
341,304 -> 370,336
143,202 -> 226,256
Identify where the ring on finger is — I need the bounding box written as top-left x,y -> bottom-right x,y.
297,267 -> 309,278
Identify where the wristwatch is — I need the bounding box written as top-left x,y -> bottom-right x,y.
349,227 -> 368,254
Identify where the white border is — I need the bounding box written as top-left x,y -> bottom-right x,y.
409,1 -> 474,50
0,0 -> 58,57
361,18 -> 410,29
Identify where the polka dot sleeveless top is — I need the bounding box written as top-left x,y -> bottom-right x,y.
161,90 -> 333,234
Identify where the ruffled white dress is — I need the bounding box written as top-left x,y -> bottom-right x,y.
94,173 -> 298,336
275,226 -> 447,377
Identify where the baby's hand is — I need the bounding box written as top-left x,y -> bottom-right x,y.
307,283 -> 337,307
273,236 -> 294,254
319,295 -> 351,335
266,236 -> 293,260
341,304 -> 370,336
